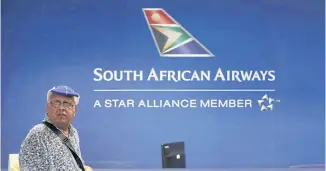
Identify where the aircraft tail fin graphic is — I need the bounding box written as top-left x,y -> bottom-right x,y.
142,8 -> 214,57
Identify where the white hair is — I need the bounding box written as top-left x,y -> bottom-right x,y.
47,90 -> 80,105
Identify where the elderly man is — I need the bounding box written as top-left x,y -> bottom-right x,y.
19,85 -> 93,171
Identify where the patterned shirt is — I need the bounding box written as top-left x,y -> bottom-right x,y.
19,118 -> 84,171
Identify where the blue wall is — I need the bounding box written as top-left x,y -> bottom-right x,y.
2,0 -> 325,169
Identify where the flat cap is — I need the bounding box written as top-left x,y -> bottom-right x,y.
49,85 -> 80,97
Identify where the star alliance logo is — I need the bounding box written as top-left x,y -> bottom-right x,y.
257,94 -> 280,112
142,8 -> 214,57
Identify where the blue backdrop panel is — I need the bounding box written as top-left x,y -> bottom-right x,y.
1,0 -> 325,169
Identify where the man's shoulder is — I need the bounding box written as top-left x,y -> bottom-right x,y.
25,123 -> 49,137
20,124 -> 50,148
29,123 -> 47,132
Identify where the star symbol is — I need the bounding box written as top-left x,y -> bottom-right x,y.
257,94 -> 280,112
153,26 -> 183,53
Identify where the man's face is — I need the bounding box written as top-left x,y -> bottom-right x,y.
46,94 -> 77,128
